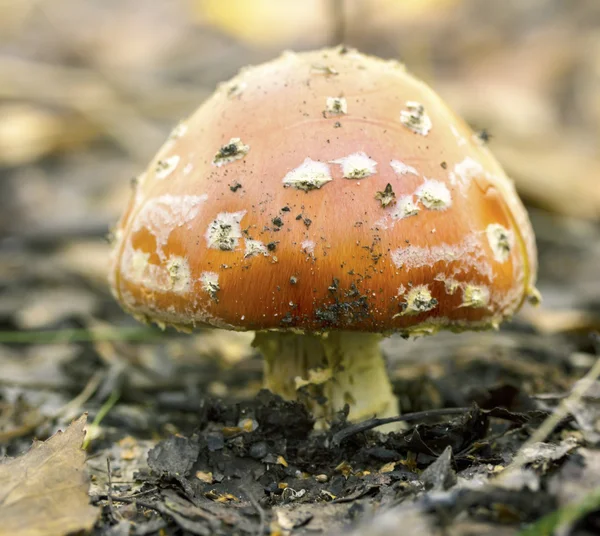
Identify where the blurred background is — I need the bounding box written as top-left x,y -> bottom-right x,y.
1,0 -> 600,442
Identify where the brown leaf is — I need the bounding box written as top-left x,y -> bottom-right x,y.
0,414 -> 99,536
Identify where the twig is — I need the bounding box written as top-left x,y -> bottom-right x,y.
94,494 -> 166,515
104,487 -> 158,501
331,407 -> 471,446
107,458 -> 116,522
95,493 -> 213,535
241,486 -> 266,536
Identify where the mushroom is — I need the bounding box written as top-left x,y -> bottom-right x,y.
108,47 -> 539,426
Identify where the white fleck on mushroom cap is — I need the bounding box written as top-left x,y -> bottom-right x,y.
109,47 -> 537,335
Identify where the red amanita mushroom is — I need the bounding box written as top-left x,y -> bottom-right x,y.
109,48 -> 539,425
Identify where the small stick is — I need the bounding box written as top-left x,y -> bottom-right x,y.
94,494 -> 165,515
331,407 -> 470,446
241,486 -> 266,536
107,458 -> 116,522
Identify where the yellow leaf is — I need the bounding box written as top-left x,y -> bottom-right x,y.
195,471 -> 214,484
380,461 -> 398,473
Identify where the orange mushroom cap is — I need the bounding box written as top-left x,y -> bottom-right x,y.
109,47 -> 538,335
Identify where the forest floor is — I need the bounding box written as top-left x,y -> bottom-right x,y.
1,1 -> 600,535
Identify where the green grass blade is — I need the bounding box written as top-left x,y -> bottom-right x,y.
0,327 -> 166,344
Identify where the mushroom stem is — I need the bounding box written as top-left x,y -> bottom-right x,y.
253,331 -> 399,425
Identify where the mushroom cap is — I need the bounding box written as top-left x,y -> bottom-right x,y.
109,47 -> 537,335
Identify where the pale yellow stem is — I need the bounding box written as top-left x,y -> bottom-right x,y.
253,331 -> 399,427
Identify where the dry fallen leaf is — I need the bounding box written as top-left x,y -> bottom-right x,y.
493,142 -> 600,220
0,414 -> 99,536
204,489 -> 238,503
0,104 -> 96,167
521,307 -> 600,334
195,470 -> 213,484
